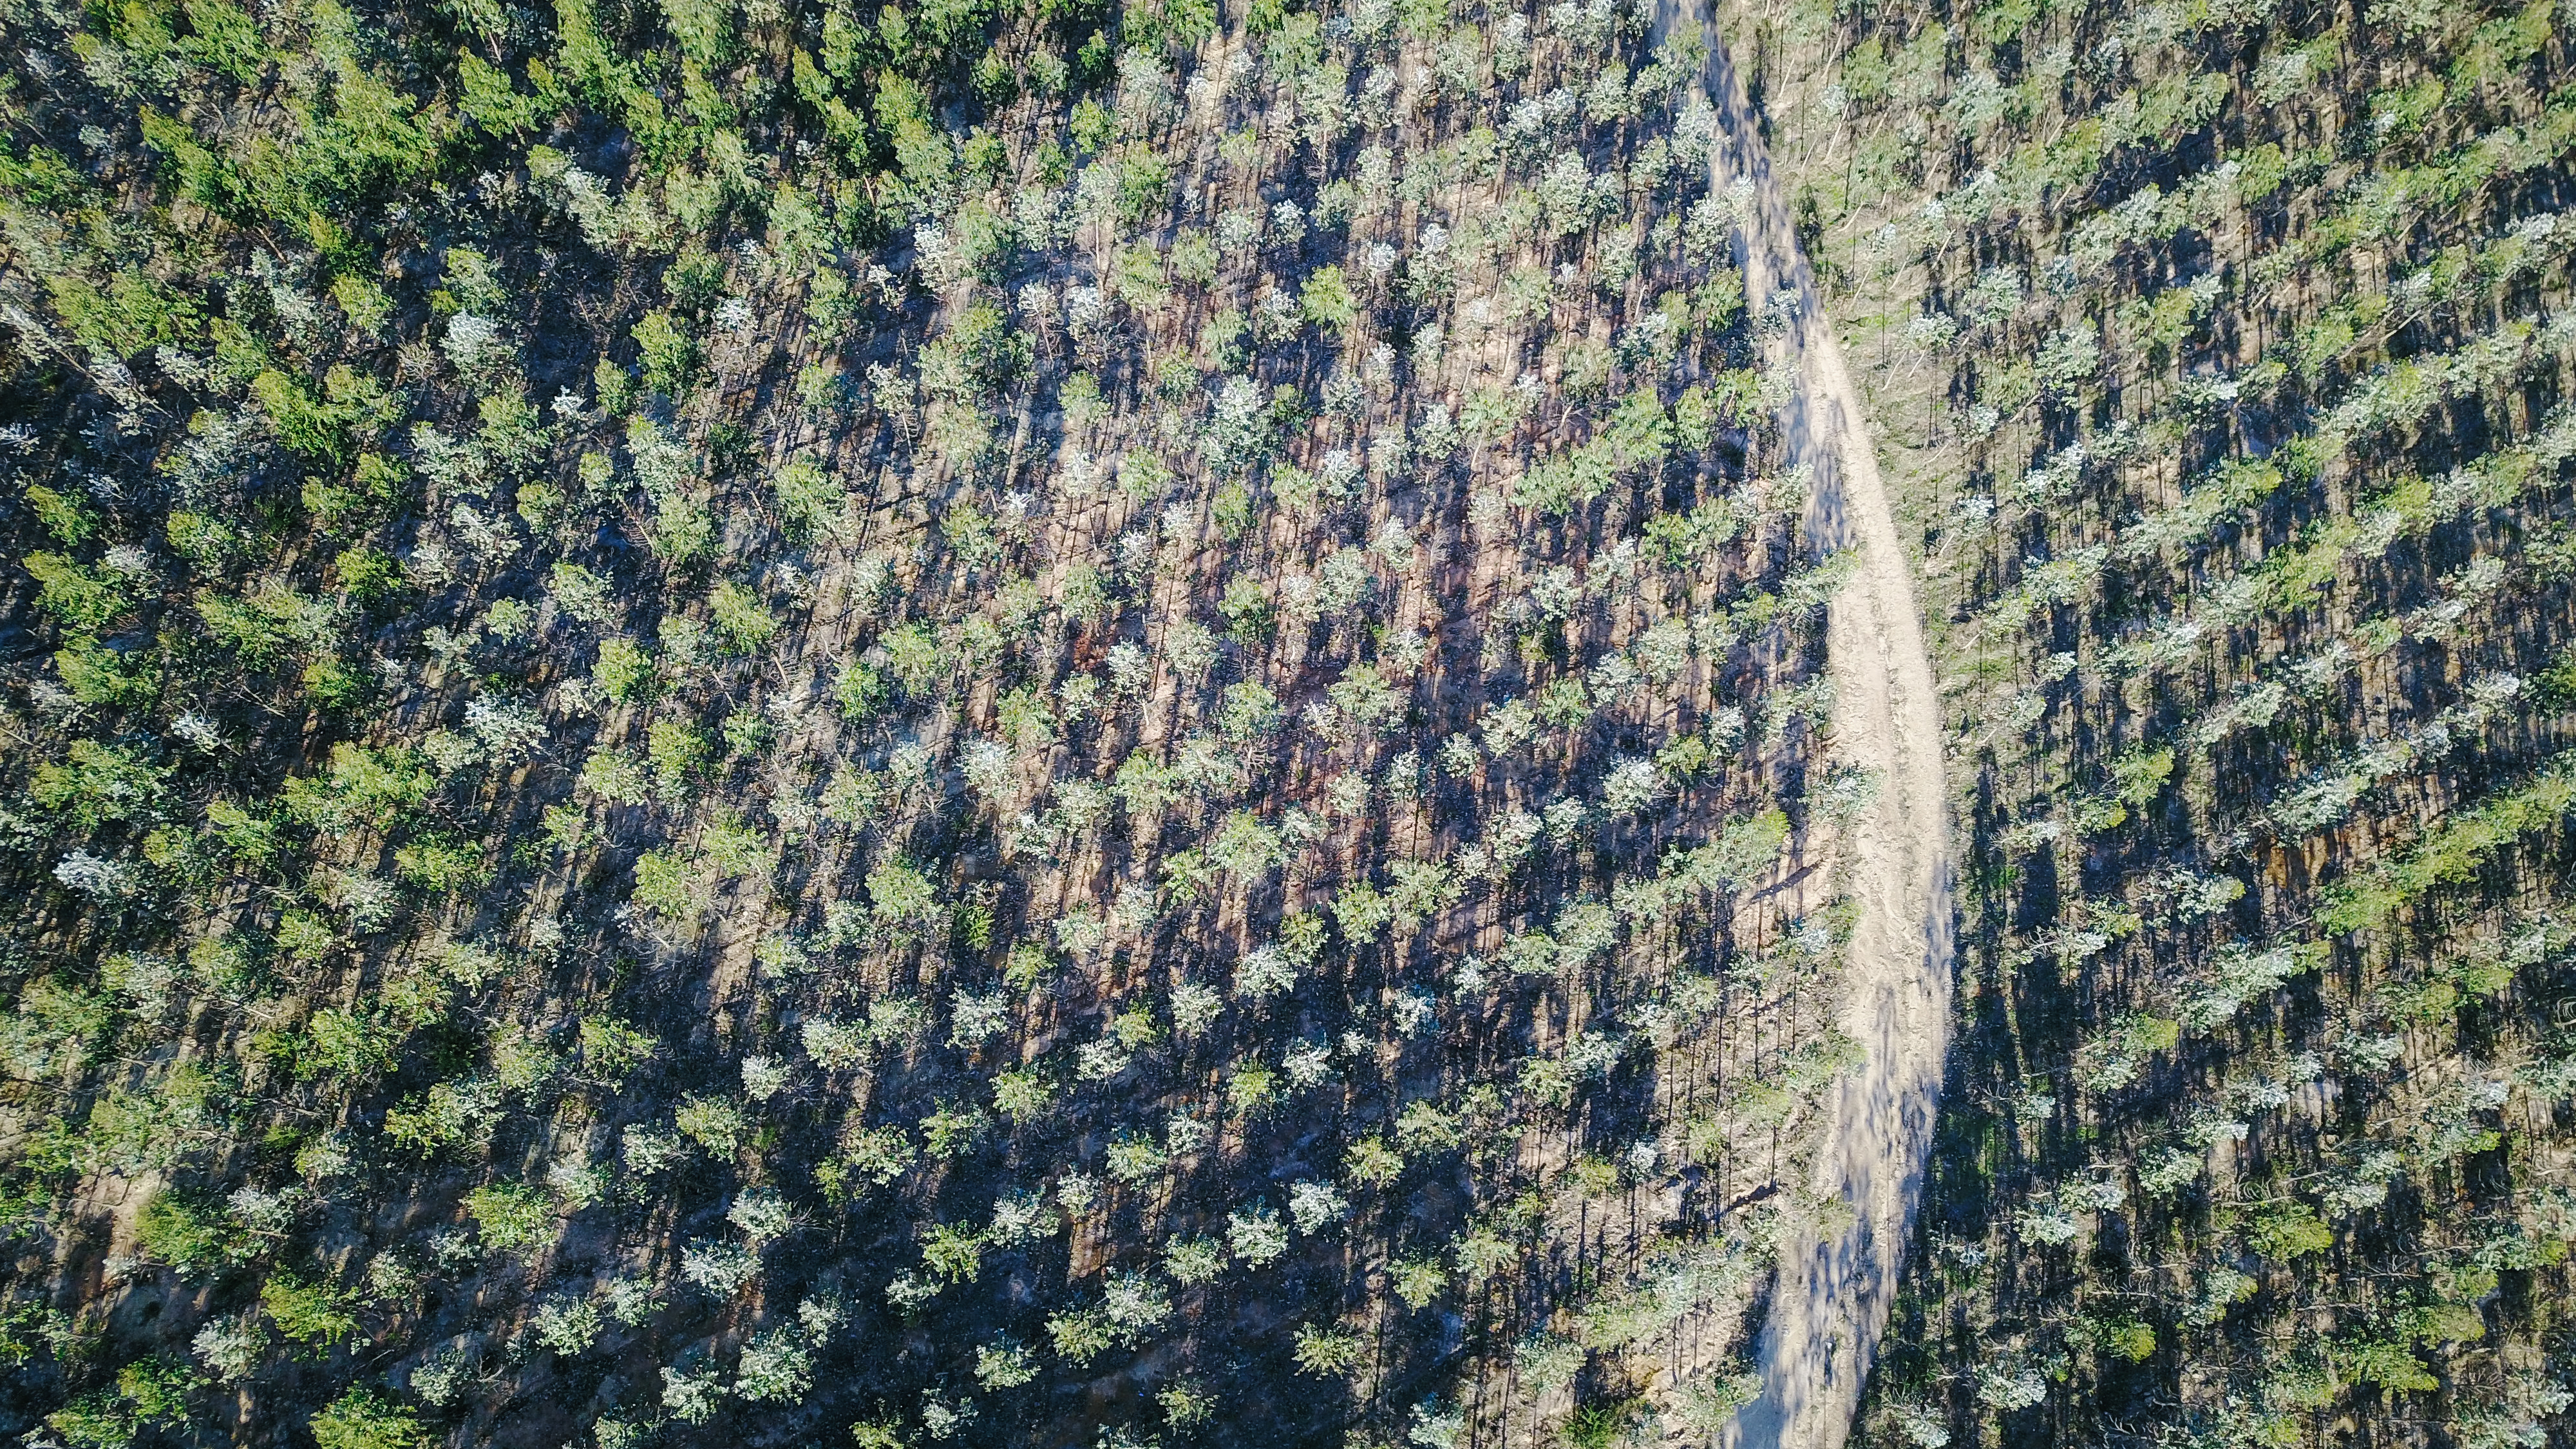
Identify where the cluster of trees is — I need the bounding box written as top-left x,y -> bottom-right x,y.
1732,0 -> 2576,1444
0,0 -> 1885,1442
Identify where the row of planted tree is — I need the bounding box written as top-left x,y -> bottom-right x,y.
1728,0 -> 2576,1443
0,0 -> 1889,1443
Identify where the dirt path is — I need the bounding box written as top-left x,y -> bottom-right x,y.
1647,5 -> 1958,1446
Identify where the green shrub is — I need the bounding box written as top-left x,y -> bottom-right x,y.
2534,644 -> 2576,709
393,835 -> 488,893
308,1387 -> 429,1449
631,849 -> 706,920
866,855 -> 939,924
467,1182 -> 556,1253
578,1017 -> 657,1081
260,1273 -> 359,1349
637,722 -> 701,800
136,1190 -> 251,1276
2334,1338 -> 2436,1394
296,1008 -> 401,1081
1563,1401 -> 1638,1449
772,458 -> 845,539
25,553 -> 129,634
834,661 -> 889,721
592,638 -> 655,703
55,637 -> 158,706
43,1394 -> 133,1449
631,310 -> 697,398
708,582 -> 778,653
32,740 -> 169,828
1045,1307 -> 1114,1365
920,1223 -> 984,1282
279,744 -> 433,831
332,547 -> 404,605
675,1094 -> 748,1153
24,485 -> 99,544
1290,1324 -> 1359,1376
2100,1320 -> 2155,1363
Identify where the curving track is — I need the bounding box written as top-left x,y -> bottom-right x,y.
1648,5 -> 1958,1445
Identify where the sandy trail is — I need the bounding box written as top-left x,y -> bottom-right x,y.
1644,5 -> 1958,1446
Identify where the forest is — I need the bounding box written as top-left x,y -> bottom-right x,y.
0,0 -> 1878,1441
1733,0 -> 2576,1444
3,0 -> 2570,1443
